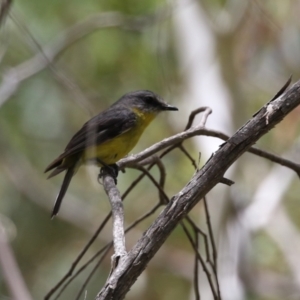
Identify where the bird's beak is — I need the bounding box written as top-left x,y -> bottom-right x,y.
161,103 -> 178,111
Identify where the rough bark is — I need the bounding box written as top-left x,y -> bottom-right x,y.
96,79 -> 300,300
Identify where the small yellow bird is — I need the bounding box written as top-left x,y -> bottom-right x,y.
45,90 -> 178,218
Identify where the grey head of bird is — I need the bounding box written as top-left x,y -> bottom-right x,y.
116,90 -> 178,113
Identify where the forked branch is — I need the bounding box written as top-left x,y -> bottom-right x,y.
96,79 -> 300,299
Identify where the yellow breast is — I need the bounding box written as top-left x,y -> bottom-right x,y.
82,109 -> 157,166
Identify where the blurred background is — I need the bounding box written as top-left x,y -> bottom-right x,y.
1,0 -> 300,299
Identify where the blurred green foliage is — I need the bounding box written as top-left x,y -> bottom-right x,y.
1,0 -> 300,300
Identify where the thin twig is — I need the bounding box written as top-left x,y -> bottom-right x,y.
54,245 -> 112,300
180,222 -> 218,300
203,197 -> 217,267
75,247 -> 111,300
125,202 -> 163,231
44,213 -> 112,300
119,125 -> 300,176
185,107 -> 212,130
133,165 -> 169,204
203,196 -> 221,299
185,216 -> 211,264
121,171 -> 146,199
193,229 -> 201,300
179,144 -> 198,169
151,157 -> 167,203
119,125 -> 212,168
193,128 -> 300,175
131,156 -> 167,203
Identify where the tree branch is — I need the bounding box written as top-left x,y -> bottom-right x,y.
101,169 -> 127,274
95,79 -> 300,299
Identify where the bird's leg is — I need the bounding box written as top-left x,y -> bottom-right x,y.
97,159 -> 119,184
108,163 -> 119,178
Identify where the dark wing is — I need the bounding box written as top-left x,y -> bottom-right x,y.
64,105 -> 137,155
45,105 -> 136,173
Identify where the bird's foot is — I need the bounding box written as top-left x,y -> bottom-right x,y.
98,163 -> 119,184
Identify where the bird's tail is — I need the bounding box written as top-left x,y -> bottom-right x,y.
51,166 -> 75,219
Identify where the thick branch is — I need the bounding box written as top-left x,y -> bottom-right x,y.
95,80 -> 300,299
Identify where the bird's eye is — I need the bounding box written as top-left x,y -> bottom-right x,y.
146,97 -> 156,105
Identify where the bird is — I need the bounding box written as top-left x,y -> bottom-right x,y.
45,90 -> 178,218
